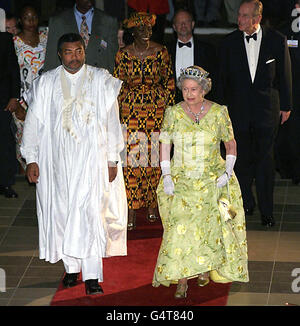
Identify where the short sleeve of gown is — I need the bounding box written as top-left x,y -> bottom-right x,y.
218,105 -> 234,143
159,106 -> 175,144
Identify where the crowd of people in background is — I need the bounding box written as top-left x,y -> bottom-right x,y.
0,0 -> 299,298
3,0 -> 298,38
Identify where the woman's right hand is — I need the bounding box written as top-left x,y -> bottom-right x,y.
163,175 -> 174,195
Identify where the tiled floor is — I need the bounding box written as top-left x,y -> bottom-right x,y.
0,175 -> 300,306
228,179 -> 300,306
0,176 -> 64,306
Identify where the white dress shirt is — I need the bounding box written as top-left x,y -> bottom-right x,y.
175,37 -> 194,81
74,5 -> 94,34
244,24 -> 262,82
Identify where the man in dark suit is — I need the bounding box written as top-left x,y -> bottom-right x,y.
166,8 -> 217,102
217,0 -> 292,227
0,32 -> 20,198
44,0 -> 118,73
275,0 -> 300,184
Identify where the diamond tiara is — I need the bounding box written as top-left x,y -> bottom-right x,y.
180,67 -> 209,80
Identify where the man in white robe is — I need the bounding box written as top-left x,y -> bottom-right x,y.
20,33 -> 127,295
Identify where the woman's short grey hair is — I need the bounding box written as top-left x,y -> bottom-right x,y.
177,66 -> 212,95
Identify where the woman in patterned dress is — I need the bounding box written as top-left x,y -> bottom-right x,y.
152,66 -> 249,298
113,12 -> 175,230
12,5 -> 47,171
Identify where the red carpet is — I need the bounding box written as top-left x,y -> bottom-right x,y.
51,209 -> 231,306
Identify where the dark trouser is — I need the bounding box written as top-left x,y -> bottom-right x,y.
275,108 -> 300,181
234,124 -> 278,217
289,109 -> 300,180
0,109 -> 17,186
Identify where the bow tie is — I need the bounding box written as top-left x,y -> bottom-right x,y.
245,33 -> 257,43
178,41 -> 192,48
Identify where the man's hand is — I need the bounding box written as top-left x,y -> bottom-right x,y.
26,163 -> 39,183
108,161 -> 118,182
14,104 -> 26,121
4,98 -> 19,113
280,111 -> 291,125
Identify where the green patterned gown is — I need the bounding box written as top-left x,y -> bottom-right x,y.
152,102 -> 249,287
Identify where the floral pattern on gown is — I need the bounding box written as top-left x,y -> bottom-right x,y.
113,46 -> 175,209
13,29 -> 47,170
152,102 -> 249,287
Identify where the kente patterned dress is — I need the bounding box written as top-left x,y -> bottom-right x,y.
113,46 -> 175,210
13,29 -> 47,170
152,102 -> 249,287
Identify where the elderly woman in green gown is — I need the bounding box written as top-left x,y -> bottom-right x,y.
152,66 -> 249,299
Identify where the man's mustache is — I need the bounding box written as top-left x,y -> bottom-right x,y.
68,60 -> 81,65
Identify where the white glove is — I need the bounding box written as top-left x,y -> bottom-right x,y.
161,160 -> 174,195
163,175 -> 175,195
217,173 -> 229,188
217,154 -> 236,188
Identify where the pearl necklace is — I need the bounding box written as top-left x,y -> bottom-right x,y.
133,42 -> 149,57
185,101 -> 205,124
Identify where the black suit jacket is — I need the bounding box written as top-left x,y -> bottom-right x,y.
166,35 -> 217,102
280,23 -> 300,110
0,32 -> 20,185
44,7 -> 119,73
217,27 -> 292,130
0,32 -> 20,108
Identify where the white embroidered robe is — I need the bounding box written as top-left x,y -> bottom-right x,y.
20,65 -> 127,263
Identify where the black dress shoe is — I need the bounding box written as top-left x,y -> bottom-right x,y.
261,215 -> 275,227
62,272 -> 79,288
0,186 -> 18,198
85,279 -> 104,295
292,178 -> 300,185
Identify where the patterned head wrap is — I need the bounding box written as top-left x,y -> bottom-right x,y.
123,12 -> 156,29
